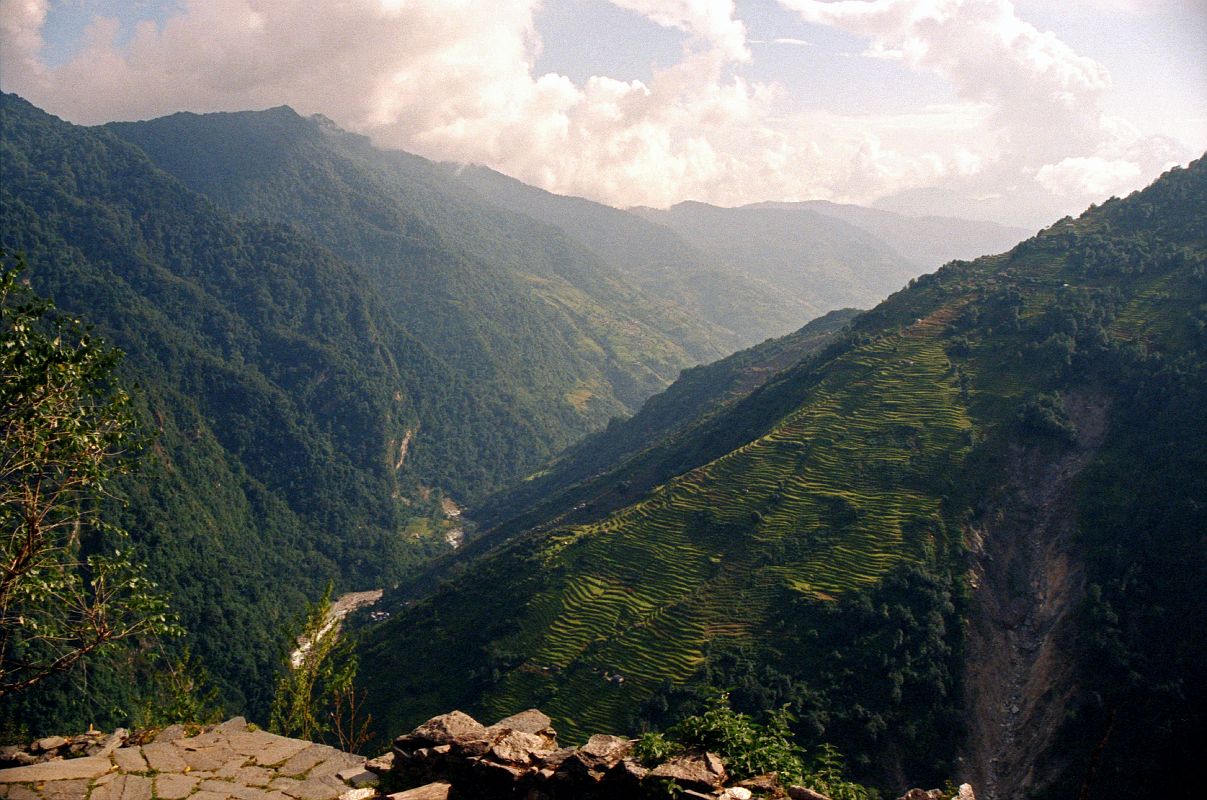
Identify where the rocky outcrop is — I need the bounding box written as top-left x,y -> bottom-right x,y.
376,709 -> 830,799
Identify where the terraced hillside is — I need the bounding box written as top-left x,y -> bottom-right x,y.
361,160 -> 1206,796
474,307 -> 861,535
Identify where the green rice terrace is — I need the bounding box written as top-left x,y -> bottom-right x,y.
360,158 -> 1207,751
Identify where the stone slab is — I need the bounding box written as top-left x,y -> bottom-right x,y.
215,764 -> 274,787
386,783 -> 452,800
4,786 -> 41,800
278,746 -> 340,778
141,743 -> 187,773
305,753 -> 362,780
155,773 -> 199,800
199,780 -> 277,800
153,726 -> 186,745
0,757 -> 114,783
111,748 -> 147,774
237,734 -> 311,768
116,774 -> 152,800
181,745 -> 240,771
277,776 -> 346,800
40,779 -> 90,800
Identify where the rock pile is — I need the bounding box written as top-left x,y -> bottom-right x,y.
0,712 -> 979,800
376,709 -> 827,800
1,731 -> 129,768
895,787 -> 975,800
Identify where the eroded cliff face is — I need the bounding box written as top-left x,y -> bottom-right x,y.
961,392 -> 1109,800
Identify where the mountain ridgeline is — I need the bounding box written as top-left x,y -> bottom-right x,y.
0,94 -> 969,733
358,159 -> 1207,799
1,89 -> 1201,800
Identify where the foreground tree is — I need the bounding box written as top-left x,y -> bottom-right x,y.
270,585 -> 374,752
0,250 -> 177,698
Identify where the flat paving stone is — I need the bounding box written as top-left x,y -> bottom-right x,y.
306,753 -> 363,781
277,746 -> 341,778
198,780 -> 274,800
238,735 -> 311,768
116,774 -> 151,800
7,720 -> 364,800
40,779 -> 90,800
110,749 -> 147,774
140,743 -> 187,773
277,776 -> 346,800
181,745 -> 240,771
216,765 -> 274,787
0,757 -> 114,783
154,773 -> 199,800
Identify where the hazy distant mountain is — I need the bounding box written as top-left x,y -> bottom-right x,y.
450,164 -> 812,345
748,199 -> 1030,271
634,201 -> 926,317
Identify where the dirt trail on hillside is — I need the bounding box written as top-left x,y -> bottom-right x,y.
961,392 -> 1109,799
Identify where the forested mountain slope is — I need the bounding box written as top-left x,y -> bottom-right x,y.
0,94 -> 447,726
359,159 -> 1207,799
450,164 -> 812,344
107,107 -> 737,499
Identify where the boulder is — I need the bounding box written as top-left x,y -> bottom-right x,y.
405,711 -> 486,747
364,752 -> 395,774
557,734 -> 634,780
787,786 -> 832,800
648,751 -> 727,792
490,730 -> 552,765
489,709 -> 555,739
33,736 -> 68,753
957,784 -> 976,800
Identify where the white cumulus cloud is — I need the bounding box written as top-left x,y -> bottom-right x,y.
0,0 -> 1199,225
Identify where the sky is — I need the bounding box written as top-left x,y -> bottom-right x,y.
1,1 -> 1204,227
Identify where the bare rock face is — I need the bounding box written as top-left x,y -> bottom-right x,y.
404,711 -> 486,748
488,709 -> 557,748
648,751 -> 728,792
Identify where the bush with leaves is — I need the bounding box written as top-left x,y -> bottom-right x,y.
636,692 -> 877,798
0,250 -> 178,698
270,585 -> 374,752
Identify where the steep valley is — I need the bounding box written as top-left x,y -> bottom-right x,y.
1,88 -> 1203,800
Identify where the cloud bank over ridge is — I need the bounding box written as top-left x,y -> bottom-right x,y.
0,0 -> 1199,226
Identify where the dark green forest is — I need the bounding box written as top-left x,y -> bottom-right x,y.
0,94 -> 446,727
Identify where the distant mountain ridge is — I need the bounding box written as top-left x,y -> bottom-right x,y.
455,164 -> 1029,336
748,199 -> 1031,271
